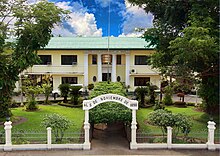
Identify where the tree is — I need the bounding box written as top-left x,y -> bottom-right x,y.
162,85 -> 173,106
58,83 -> 70,103
41,113 -> 71,143
42,82 -> 52,105
128,0 -> 219,115
0,0 -> 67,118
22,77 -> 43,111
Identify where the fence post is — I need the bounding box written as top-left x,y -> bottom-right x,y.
207,121 -> 216,150
130,109 -> 137,149
167,126 -> 172,149
47,127 -> 52,150
4,121 -> 12,151
83,110 -> 91,150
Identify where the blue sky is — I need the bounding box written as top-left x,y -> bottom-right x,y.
45,0 -> 153,37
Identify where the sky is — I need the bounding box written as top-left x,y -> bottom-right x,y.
43,0 -> 154,37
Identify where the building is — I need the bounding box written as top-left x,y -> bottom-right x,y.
21,37 -> 160,92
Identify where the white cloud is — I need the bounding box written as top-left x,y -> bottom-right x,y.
95,0 -> 110,8
53,1 -> 102,37
119,0 -> 153,36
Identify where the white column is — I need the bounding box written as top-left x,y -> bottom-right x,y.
207,121 -> 216,150
97,53 -> 102,81
83,110 -> 91,150
4,121 -> 12,151
130,109 -> 137,149
167,126 -> 172,149
111,54 -> 116,82
125,53 -> 130,87
47,127 -> 52,150
84,53 -> 89,87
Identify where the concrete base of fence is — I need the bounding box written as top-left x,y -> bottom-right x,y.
172,144 -> 207,149
0,145 -> 4,151
136,143 -> 168,149
83,143 -> 91,150
4,144 -> 84,151
4,145 -> 12,151
215,144 -> 220,149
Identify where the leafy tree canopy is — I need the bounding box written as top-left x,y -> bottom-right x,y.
129,0 -> 219,115
0,0 -> 68,118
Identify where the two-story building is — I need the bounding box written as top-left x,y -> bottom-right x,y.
22,37 -> 160,92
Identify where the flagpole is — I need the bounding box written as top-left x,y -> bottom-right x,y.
107,0 -> 110,82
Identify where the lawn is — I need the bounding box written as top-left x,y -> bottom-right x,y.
0,104 -> 219,143
7,105 -> 84,132
137,106 -> 220,142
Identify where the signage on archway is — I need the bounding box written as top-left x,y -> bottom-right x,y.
82,93 -> 138,150
83,93 -> 138,110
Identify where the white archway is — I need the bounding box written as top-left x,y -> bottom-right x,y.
82,93 -> 138,150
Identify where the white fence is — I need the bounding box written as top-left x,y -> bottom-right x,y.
0,121 -> 219,151
132,121 -> 220,150
0,121 -> 87,151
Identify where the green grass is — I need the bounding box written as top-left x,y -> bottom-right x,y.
9,105 -> 84,132
137,106 -> 219,141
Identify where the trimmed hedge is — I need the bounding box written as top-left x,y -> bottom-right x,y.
58,103 -> 82,108
174,101 -> 187,108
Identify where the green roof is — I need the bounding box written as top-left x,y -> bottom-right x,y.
44,37 -> 155,50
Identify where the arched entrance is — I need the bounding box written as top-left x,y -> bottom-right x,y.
82,93 -> 138,150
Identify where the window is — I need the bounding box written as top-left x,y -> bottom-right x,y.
135,55 -> 149,65
93,76 -> 97,82
38,55 -> 51,65
61,55 -> 77,65
117,76 -> 121,82
92,55 -> 97,64
116,55 -> 121,65
62,77 -> 78,84
134,77 -> 150,86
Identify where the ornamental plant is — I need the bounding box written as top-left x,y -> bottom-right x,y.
148,109 -> 192,138
69,86 -> 82,105
41,113 -> 71,143
58,84 -> 70,103
42,82 -> 52,105
162,85 -> 173,106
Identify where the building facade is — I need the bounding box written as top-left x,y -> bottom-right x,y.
22,37 -> 160,92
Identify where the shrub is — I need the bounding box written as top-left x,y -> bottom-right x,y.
88,84 -> 94,90
148,109 -> 192,138
135,87 -> 148,107
187,102 -> 195,106
25,99 -> 38,111
42,83 -> 52,105
69,86 -> 82,105
41,113 -> 72,143
174,101 -> 187,108
89,82 -> 131,124
162,86 -> 173,106
58,84 -> 70,103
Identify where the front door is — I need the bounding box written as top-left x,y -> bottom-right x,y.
102,73 -> 111,81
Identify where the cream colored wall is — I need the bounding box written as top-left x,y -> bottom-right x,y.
25,49 -> 160,92
116,65 -> 125,82
129,75 -> 160,91
29,50 -> 85,73
88,54 -> 98,84
128,50 -> 159,91
52,74 -> 84,90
